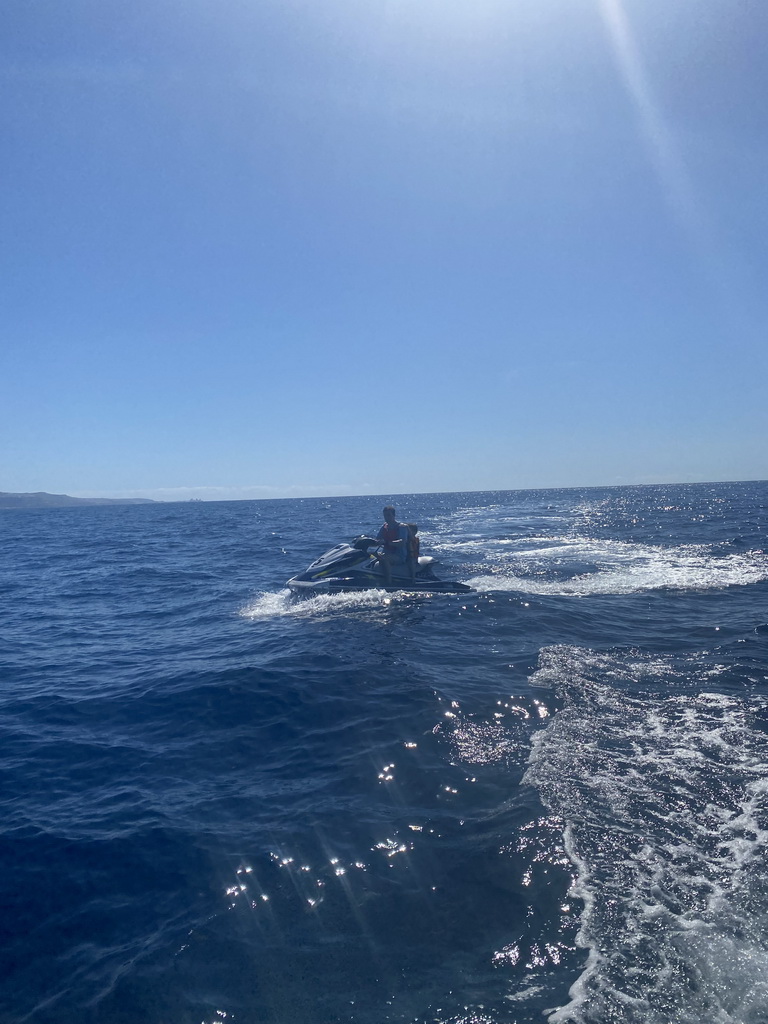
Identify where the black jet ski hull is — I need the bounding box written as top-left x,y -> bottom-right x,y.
286,538 -> 473,595
287,575 -> 473,595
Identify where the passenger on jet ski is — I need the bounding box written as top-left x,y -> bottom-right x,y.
375,505 -> 410,585
406,523 -> 420,583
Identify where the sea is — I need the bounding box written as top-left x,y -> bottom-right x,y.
3,481 -> 768,1024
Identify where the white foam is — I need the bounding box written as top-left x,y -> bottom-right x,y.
459,536 -> 768,595
525,647 -> 768,1024
240,588 -> 395,620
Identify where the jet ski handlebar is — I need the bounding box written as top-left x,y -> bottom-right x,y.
351,535 -> 381,551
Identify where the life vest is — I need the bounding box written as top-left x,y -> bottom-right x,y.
381,522 -> 402,549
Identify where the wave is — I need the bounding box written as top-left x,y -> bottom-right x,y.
525,646 -> 768,1024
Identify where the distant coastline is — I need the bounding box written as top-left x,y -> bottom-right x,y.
0,491 -> 157,509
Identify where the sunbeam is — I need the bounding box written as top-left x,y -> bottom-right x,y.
596,0 -> 746,324
597,0 -> 700,235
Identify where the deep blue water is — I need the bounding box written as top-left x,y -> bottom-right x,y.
2,482 -> 768,1024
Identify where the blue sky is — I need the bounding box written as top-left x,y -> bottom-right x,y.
2,0 -> 767,499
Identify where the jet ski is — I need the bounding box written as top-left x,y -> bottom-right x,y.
286,536 -> 473,595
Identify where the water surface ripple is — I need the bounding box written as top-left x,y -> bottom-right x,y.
2,483 -> 768,1023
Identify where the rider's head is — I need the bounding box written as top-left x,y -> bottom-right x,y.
383,505 -> 396,523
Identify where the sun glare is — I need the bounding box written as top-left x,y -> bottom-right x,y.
595,0 -> 742,317
597,0 -> 699,234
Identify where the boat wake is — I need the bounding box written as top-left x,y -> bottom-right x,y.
443,535 -> 768,595
240,588 -> 398,620
526,646 -> 768,1024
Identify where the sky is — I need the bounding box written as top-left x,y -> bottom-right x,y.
2,0 -> 767,500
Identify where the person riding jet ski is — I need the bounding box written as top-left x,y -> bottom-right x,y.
285,508 -> 472,595
375,505 -> 410,585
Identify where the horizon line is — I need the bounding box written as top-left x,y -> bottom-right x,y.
57,475 -> 768,503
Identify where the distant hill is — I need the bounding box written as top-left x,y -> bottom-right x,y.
0,491 -> 157,509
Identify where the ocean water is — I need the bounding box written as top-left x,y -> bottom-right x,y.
2,482 -> 768,1024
